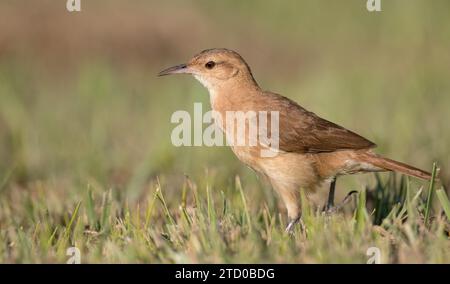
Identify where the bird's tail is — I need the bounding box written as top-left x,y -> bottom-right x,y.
358,152 -> 432,180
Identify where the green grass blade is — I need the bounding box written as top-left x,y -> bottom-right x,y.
424,163 -> 438,227
100,190 -> 112,232
206,185 -> 216,226
66,201 -> 82,238
236,176 -> 252,233
156,183 -> 176,227
86,186 -> 96,229
355,190 -> 367,233
436,188 -> 450,220
145,188 -> 159,228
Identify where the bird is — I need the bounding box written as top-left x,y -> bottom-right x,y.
159,48 -> 432,232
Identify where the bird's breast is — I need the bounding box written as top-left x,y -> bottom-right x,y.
209,106 -> 266,172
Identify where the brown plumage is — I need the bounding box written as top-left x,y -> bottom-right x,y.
261,91 -> 376,153
159,48 -> 432,230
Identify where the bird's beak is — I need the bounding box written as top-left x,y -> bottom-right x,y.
158,63 -> 191,76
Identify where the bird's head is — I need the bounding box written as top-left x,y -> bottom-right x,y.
158,48 -> 258,92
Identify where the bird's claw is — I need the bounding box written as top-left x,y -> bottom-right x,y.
285,216 -> 303,234
324,190 -> 358,214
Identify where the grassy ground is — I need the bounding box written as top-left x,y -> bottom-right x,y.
0,166 -> 449,263
0,1 -> 450,263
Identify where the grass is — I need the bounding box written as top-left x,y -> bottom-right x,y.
0,164 -> 449,263
0,1 -> 450,263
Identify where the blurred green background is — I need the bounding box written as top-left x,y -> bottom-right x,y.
0,1 -> 449,260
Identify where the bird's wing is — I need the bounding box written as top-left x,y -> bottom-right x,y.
260,92 -> 376,153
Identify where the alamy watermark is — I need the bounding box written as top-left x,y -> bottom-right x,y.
66,0 -> 81,12
367,0 -> 382,12
170,103 -> 280,158
65,1 -> 380,13
66,247 -> 81,264
366,247 -> 381,264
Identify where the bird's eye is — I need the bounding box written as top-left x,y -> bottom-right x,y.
205,61 -> 215,69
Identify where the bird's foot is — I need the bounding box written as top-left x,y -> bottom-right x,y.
323,190 -> 358,215
285,216 -> 303,234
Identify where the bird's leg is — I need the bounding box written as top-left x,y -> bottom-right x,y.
285,216 -> 301,233
323,177 -> 357,214
324,177 -> 337,212
270,180 -> 302,233
325,190 -> 359,214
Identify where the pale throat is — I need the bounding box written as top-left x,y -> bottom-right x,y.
193,74 -> 255,110
193,74 -> 219,106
